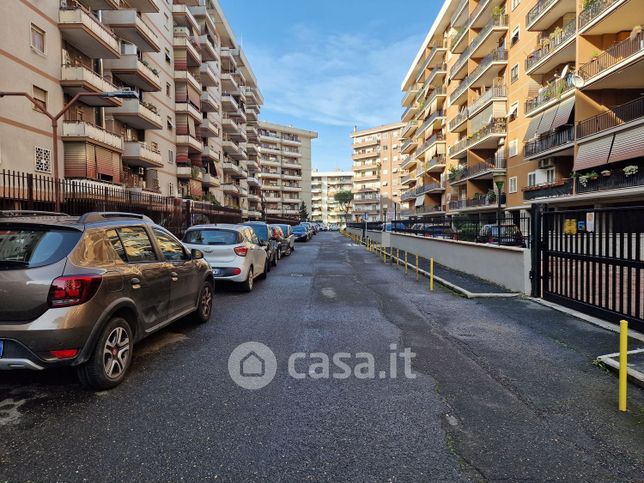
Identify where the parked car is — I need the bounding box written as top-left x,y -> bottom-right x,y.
275,224 -> 295,255
475,224 -> 526,247
241,221 -> 279,267
300,222 -> 315,237
269,225 -> 287,259
183,224 -> 268,291
292,225 -> 311,242
0,211 -> 213,390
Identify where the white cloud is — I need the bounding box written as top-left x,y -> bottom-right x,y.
244,24 -> 423,130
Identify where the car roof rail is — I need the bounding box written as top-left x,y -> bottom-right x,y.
79,212 -> 154,224
0,210 -> 69,217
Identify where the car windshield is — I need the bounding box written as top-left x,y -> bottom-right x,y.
293,226 -> 306,233
184,229 -> 239,245
0,226 -> 81,269
246,224 -> 269,241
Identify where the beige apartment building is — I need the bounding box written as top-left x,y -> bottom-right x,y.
0,0 -> 262,218
311,169 -> 353,225
258,121 -> 318,218
351,122 -> 405,221
400,0 -> 643,219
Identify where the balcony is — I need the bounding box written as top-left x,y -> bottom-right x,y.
450,26 -> 468,54
401,103 -> 419,123
353,149 -> 381,160
60,65 -> 122,106
58,3 -> 120,59
282,160 -> 301,169
247,176 -> 261,187
200,62 -> 219,87
282,174 -> 302,181
525,74 -> 575,116
102,10 -> 160,53
451,0 -> 469,27
222,184 -> 240,196
221,73 -> 240,94
469,86 -> 507,118
106,99 -> 162,130
282,149 -> 301,158
526,0 -> 576,31
174,70 -> 201,92
173,28 -> 201,67
416,110 -> 446,139
200,116 -> 219,138
221,94 -> 240,113
416,133 -> 446,158
449,108 -> 469,133
202,173 -> 220,188
126,0 -> 159,12
400,156 -> 417,170
261,171 -> 281,180
81,0 -> 120,9
402,83 -> 422,107
579,0 -> 641,34
176,166 -> 192,179
577,97 -> 644,140
175,102 -> 202,122
223,162 -> 245,178
401,174 -> 415,186
104,55 -> 161,92
201,89 -> 219,113
576,169 -> 644,194
199,35 -> 219,62
427,155 -> 447,173
525,21 -> 576,75
222,116 -> 242,136
451,15 -> 509,80
449,194 -> 506,211
523,179 -> 574,200
401,138 -> 416,154
576,31 -> 644,90
525,126 -> 575,159
426,63 -> 447,87
202,144 -> 219,161
223,139 -> 244,160
61,121 -> 123,151
449,49 -> 508,104
176,134 -> 202,153
448,157 -> 507,186
123,141 -> 162,168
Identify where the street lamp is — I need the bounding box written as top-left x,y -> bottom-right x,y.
0,90 -> 138,211
492,172 -> 505,246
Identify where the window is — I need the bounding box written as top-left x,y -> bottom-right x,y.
30,24 -> 45,54
168,150 -> 174,164
165,48 -> 171,64
511,64 -> 519,83
512,0 -> 520,9
106,229 -> 127,263
34,146 -> 51,173
153,229 -> 189,261
166,82 -> 171,97
509,139 -> 518,157
32,86 -> 47,112
545,167 -> 555,184
167,116 -> 174,130
164,13 -> 170,30
511,26 -> 520,46
528,171 -> 537,187
509,176 -> 518,193
508,102 -> 519,122
117,227 -> 158,262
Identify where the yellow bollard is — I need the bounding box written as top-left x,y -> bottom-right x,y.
430,257 -> 434,291
415,255 -> 419,282
619,320 -> 628,412
405,251 -> 408,275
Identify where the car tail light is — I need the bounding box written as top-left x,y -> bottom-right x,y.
234,246 -> 248,257
50,349 -> 79,359
47,275 -> 102,308
232,268 -> 241,275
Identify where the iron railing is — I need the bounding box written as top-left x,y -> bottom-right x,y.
469,86 -> 507,115
524,125 -> 575,158
576,96 -> 644,138
523,179 -> 573,200
450,49 -> 508,103
449,109 -> 469,131
450,15 -> 508,79
576,169 -> 644,194
579,0 -> 624,29
449,157 -> 507,184
526,0 -> 560,27
577,31 -> 643,81
525,74 -> 574,115
525,21 -> 576,72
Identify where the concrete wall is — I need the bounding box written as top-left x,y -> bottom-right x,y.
347,228 -> 531,294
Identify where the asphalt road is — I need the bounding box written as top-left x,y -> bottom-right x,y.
1,233 -> 643,481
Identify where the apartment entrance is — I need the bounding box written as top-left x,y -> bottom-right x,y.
532,205 -> 644,332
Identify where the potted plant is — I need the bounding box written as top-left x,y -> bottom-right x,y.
600,169 -> 611,177
623,165 -> 639,177
486,189 -> 497,203
588,171 -> 599,181
578,174 -> 590,187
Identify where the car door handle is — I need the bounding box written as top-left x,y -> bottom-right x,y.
170,271 -> 179,282
130,278 -> 141,288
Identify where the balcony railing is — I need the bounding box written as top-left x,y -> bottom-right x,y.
576,169 -> 644,194
523,179 -> 573,200
449,109 -> 469,131
525,74 -> 574,115
450,26 -> 468,53
450,15 -> 508,78
576,96 -> 644,139
579,0 -> 624,29
526,0 -> 560,27
577,31 -> 643,82
469,86 -> 507,115
449,193 -> 507,210
417,133 -> 446,157
525,125 -> 575,157
416,110 -> 445,137
450,49 -> 508,103
448,137 -> 469,157
62,121 -> 123,150
448,157 -> 507,183
525,21 -> 576,72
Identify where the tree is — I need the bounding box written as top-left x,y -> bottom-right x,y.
334,190 -> 354,221
299,201 -> 309,221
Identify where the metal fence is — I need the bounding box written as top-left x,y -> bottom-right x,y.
0,170 -> 247,237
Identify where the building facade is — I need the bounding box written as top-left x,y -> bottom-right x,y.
0,0 -> 263,218
400,0 -> 643,219
257,121 -> 318,219
351,122 -> 405,221
311,169 -> 354,225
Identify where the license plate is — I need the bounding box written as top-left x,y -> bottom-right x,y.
0,340 -> 4,358
212,269 -> 222,276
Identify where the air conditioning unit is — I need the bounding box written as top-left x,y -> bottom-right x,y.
539,158 -> 554,169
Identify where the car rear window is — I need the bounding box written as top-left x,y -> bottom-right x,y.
184,229 -> 239,245
277,224 -> 290,235
246,224 -> 269,241
0,226 -> 81,269
293,226 -> 306,232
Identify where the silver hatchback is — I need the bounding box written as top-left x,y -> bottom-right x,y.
0,211 -> 213,390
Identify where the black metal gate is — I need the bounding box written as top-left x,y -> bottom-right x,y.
532,205 -> 644,332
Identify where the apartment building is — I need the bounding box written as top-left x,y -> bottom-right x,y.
351,122 -> 405,221
0,0 -> 262,218
400,0 -> 643,219
258,121 -> 318,218
311,169 -> 354,225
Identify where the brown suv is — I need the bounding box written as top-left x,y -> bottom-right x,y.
0,211 -> 214,390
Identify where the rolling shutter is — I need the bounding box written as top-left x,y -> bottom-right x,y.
536,105 -> 558,135
96,146 -> 115,178
608,125 -> 644,163
524,114 -> 542,140
574,136 -> 613,171
415,195 -> 425,207
551,97 -> 575,131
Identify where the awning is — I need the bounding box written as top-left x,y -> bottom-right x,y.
551,97 -> 575,131
608,124 -> 644,163
536,104 -> 558,135
415,195 -> 425,207
524,114 -> 542,140
506,103 -> 518,119
574,136 -> 613,171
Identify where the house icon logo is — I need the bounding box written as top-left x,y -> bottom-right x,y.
228,342 -> 277,390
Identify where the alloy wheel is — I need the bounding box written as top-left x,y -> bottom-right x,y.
103,327 -> 130,380
200,284 -> 213,319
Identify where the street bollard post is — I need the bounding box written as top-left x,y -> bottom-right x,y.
430,257 -> 434,291
405,251 -> 408,275
397,248 -> 400,266
619,320 -> 628,412
416,254 -> 419,282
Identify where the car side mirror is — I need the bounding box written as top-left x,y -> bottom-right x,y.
191,249 -> 204,260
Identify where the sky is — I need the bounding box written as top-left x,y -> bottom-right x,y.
219,0 -> 442,173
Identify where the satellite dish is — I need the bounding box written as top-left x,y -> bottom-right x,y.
572,74 -> 585,88
561,64 -> 569,78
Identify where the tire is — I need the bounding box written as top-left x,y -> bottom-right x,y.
277,248 -> 282,261
285,246 -> 292,256
241,266 -> 254,292
192,280 -> 214,323
259,258 -> 268,280
77,317 -> 133,391
271,252 -> 277,267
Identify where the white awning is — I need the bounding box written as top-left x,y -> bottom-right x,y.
415,196 -> 425,207
536,104 -> 558,135
574,136 -> 614,171
609,124 -> 644,163
524,114 -> 542,140
551,97 -> 575,131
